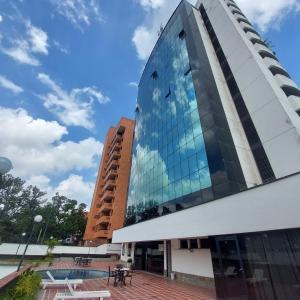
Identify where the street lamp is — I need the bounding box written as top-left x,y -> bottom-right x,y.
17,215 -> 43,271
0,157 -> 13,174
16,232 -> 26,255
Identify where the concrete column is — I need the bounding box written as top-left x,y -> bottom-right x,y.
163,240 -> 167,277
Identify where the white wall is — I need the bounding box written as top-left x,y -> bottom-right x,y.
113,172 -> 300,243
171,240 -> 214,278
0,243 -> 121,256
200,0 -> 300,178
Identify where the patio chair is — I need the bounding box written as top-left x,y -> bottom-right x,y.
125,266 -> 134,285
41,271 -> 83,289
107,266 -> 116,286
247,269 -> 268,284
224,266 -> 237,276
54,280 -> 111,299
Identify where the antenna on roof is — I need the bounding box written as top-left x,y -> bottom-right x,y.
157,23 -> 164,37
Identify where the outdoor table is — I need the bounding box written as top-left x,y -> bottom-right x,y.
74,257 -> 82,265
113,267 -> 129,286
81,257 -> 92,266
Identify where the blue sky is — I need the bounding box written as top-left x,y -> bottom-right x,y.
0,0 -> 299,207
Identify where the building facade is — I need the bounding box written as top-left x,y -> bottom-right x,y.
113,1 -> 300,299
84,117 -> 134,245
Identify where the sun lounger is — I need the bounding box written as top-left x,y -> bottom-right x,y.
54,280 -> 111,299
41,271 -> 83,289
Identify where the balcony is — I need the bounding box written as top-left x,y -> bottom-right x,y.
103,179 -> 116,191
106,159 -> 119,171
104,169 -> 118,181
94,213 -> 100,219
107,151 -> 121,165
101,202 -> 113,211
111,134 -> 122,146
95,229 -> 109,237
96,202 -> 101,208
101,190 -> 114,202
108,142 -> 122,156
96,215 -> 111,225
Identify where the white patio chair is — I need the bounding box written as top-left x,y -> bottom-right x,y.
41,271 -> 83,289
54,279 -> 111,300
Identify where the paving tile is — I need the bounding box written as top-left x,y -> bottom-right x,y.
36,261 -> 216,300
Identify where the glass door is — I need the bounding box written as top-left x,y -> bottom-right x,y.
215,236 -> 248,300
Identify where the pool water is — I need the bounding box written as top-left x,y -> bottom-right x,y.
37,268 -> 108,280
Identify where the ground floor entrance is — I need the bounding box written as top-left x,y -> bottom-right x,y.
134,241 -> 164,275
210,228 -> 300,300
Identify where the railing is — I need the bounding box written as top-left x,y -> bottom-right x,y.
101,190 -> 115,202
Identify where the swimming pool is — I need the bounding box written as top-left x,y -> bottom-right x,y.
37,268 -> 108,280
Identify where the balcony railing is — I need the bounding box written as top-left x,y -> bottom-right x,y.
108,142 -> 122,156
100,202 -> 113,211
106,151 -> 121,165
104,169 -> 118,182
96,215 -> 111,225
103,179 -> 116,192
101,190 -> 114,202
111,134 -> 122,146
106,159 -> 119,171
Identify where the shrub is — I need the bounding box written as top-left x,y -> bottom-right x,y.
5,271 -> 41,300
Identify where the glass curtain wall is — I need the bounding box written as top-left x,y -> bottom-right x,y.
211,229 -> 300,300
126,12 -> 211,225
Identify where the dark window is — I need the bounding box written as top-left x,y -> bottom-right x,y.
190,239 -> 198,249
259,50 -> 278,61
184,65 -> 191,76
281,86 -> 300,97
200,238 -> 211,249
250,38 -> 267,47
165,87 -> 171,98
232,10 -> 246,18
178,29 -> 186,40
237,17 -> 252,26
227,3 -> 240,10
269,66 -> 291,78
243,27 -> 260,36
180,240 -> 188,249
200,4 -> 275,183
151,70 -> 158,79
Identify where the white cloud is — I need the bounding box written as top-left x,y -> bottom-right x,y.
51,0 -> 103,31
56,174 -> 95,205
0,75 -> 23,94
1,39 -> 40,66
26,22 -> 49,54
27,174 -> 95,205
53,40 -> 69,54
0,15 -> 3,22
0,21 -> 49,66
236,0 -> 300,31
0,106 -> 103,179
137,0 -> 165,9
132,0 -> 300,60
132,26 -> 157,60
129,81 -> 138,88
37,73 -> 110,129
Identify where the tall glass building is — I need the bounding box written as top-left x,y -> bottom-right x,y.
114,1 -> 300,299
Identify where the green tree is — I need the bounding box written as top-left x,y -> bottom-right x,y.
0,174 -> 87,245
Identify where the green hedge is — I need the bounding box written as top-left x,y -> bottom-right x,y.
2,271 -> 41,300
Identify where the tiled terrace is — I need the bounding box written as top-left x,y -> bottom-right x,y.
36,261 -> 216,300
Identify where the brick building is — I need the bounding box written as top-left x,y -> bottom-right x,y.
84,117 -> 135,245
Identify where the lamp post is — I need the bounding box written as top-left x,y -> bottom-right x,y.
0,157 -> 13,174
15,232 -> 26,255
17,215 -> 43,271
